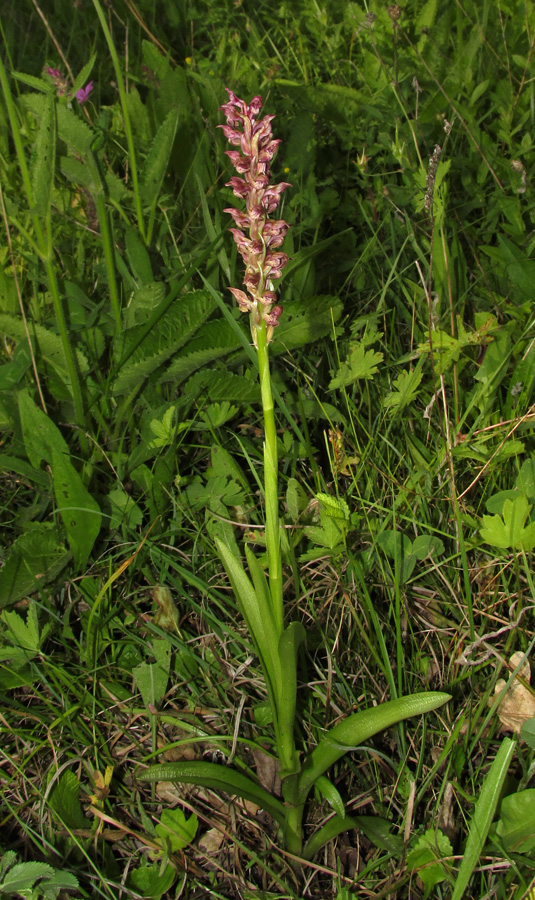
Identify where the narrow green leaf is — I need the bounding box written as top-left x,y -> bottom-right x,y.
137,761 -> 286,827
314,775 -> 346,819
451,737 -> 515,900
303,812 -> 403,860
71,54 -> 96,98
216,538 -> 282,703
277,621 -> 305,777
298,693 -> 450,801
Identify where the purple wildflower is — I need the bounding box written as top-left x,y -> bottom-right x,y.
219,89 -> 291,345
45,67 -> 69,96
76,81 -> 93,104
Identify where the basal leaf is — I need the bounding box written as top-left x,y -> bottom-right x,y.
155,807 -> 198,853
138,760 -> 286,827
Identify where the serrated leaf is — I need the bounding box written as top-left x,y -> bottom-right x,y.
155,807 -> 198,853
161,319 -> 239,384
182,370 -> 261,405
113,289 -> 216,395
30,90 -> 55,217
316,492 -> 350,521
329,340 -> 383,389
383,368 -> 423,411
407,828 -> 453,897
12,71 -> 53,92
1,861 -> 55,893
141,107 -> 179,204
0,523 -> 67,606
1,601 -> 41,660
48,770 -> 86,830
56,103 -> 94,154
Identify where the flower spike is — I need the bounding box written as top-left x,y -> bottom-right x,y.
219,88 -> 290,345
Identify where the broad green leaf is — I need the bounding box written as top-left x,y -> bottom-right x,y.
407,828 -> 453,898
138,761 -> 286,827
0,601 -> 42,662
142,40 -> 173,83
516,459 -> 535,498
133,639 -> 171,708
48,770 -> 86,830
31,89 -> 55,218
128,863 -> 175,899
520,716 -> 535,748
451,738 -> 515,900
316,492 -> 350,521
155,807 -> 198,852
298,693 -> 450,802
496,789 -> 535,853
113,289 -> 217,394
0,862 -> 55,893
161,320 -> 239,384
141,107 -> 179,204
108,486 -> 143,530
286,478 -> 308,523
0,522 -> 67,606
480,495 -> 535,550
51,447 -> 101,569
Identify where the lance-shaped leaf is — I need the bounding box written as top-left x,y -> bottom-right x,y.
303,812 -> 403,860
31,89 -> 56,219
298,692 -> 450,802
137,761 -> 286,827
277,621 -> 305,778
216,538 -> 282,704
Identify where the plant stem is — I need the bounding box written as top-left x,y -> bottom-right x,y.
256,318 -> 283,635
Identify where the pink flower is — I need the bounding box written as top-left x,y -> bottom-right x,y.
76,81 -> 93,103
219,88 -> 291,345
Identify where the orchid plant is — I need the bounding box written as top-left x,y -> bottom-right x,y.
139,90 -> 450,862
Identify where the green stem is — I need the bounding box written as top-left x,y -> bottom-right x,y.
256,319 -> 283,635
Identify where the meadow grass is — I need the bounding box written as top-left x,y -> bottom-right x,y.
1,1 -> 535,897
